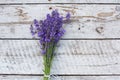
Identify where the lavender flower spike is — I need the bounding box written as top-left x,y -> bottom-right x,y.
30,10 -> 70,80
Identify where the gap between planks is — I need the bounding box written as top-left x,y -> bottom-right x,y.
0,38 -> 120,40
0,74 -> 120,76
0,76 -> 120,80
1,3 -> 120,5
1,0 -> 120,4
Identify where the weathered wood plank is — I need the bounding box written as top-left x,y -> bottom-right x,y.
0,0 -> 120,3
0,5 -> 120,38
0,76 -> 120,80
0,40 -> 120,74
0,5 -> 120,23
1,22 -> 120,38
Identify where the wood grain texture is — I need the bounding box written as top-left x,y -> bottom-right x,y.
0,76 -> 120,80
0,0 -> 120,3
0,5 -> 120,38
0,40 -> 120,74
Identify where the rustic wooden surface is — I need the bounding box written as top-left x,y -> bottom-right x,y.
0,0 -> 120,80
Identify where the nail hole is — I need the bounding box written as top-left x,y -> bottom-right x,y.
78,28 -> 80,30
96,27 -> 104,34
49,7 -> 52,10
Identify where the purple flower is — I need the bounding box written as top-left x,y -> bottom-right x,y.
42,50 -> 46,54
30,25 -> 36,36
30,10 -> 70,80
30,10 -> 70,54
66,12 -> 70,20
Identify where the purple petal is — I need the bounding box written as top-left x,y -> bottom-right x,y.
41,50 -> 46,54
66,12 -> 70,20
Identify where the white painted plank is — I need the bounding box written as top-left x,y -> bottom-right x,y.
0,40 -> 120,74
0,5 -> 120,38
0,0 -> 120,3
0,5 -> 120,23
1,22 -> 120,38
0,76 -> 120,80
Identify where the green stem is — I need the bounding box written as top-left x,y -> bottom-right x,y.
43,42 -> 55,80
43,64 -> 51,80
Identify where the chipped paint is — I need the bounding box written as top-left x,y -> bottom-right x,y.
96,27 -> 104,34
15,7 -> 29,20
97,12 -> 114,17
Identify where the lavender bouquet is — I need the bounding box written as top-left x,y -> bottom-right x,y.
30,10 -> 70,80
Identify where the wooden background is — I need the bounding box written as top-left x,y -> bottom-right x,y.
0,0 -> 120,80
